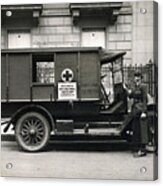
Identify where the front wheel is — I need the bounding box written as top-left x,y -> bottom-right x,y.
15,112 -> 50,152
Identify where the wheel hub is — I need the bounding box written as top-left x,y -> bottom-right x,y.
29,128 -> 36,136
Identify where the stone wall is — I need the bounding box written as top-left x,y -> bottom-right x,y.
1,28 -> 5,49
31,4 -> 80,48
31,17 -> 80,48
1,2 -> 156,66
107,14 -> 132,65
132,1 -> 154,65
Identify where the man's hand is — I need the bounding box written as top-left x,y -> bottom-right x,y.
123,83 -> 127,90
141,112 -> 147,118
123,83 -> 132,94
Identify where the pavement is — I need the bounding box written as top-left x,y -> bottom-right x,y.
0,140 -> 157,181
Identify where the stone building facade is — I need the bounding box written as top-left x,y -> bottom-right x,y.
1,1 -> 157,65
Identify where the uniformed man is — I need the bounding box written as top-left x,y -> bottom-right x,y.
123,71 -> 148,157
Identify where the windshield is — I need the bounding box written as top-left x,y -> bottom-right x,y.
113,58 -> 123,84
101,58 -> 123,104
101,63 -> 114,104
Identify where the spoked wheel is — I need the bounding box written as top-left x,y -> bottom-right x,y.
15,112 -> 50,152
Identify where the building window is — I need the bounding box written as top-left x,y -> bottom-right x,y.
33,54 -> 55,84
82,28 -> 106,48
8,30 -> 30,48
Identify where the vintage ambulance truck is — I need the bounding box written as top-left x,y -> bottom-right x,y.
1,47 -> 138,151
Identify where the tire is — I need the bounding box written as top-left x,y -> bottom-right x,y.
15,112 -> 50,152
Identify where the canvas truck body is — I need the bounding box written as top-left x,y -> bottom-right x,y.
1,47 -> 102,117
1,47 -> 131,152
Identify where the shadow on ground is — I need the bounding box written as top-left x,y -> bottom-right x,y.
45,142 -> 133,152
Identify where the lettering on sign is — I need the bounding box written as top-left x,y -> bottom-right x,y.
58,82 -> 77,100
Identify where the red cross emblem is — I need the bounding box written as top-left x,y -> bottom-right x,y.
61,68 -> 74,82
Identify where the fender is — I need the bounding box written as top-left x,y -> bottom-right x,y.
3,104 -> 55,133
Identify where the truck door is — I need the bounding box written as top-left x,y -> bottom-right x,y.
55,52 -> 78,100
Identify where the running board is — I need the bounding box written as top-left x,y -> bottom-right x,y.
55,128 -> 121,136
56,120 -> 122,135
49,139 -> 127,144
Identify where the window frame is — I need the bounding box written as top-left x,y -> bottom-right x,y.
7,28 -> 31,49
80,27 -> 107,48
32,53 -> 55,85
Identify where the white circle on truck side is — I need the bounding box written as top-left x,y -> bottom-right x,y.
61,68 -> 74,82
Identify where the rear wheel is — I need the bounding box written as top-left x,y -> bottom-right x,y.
15,112 -> 50,152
